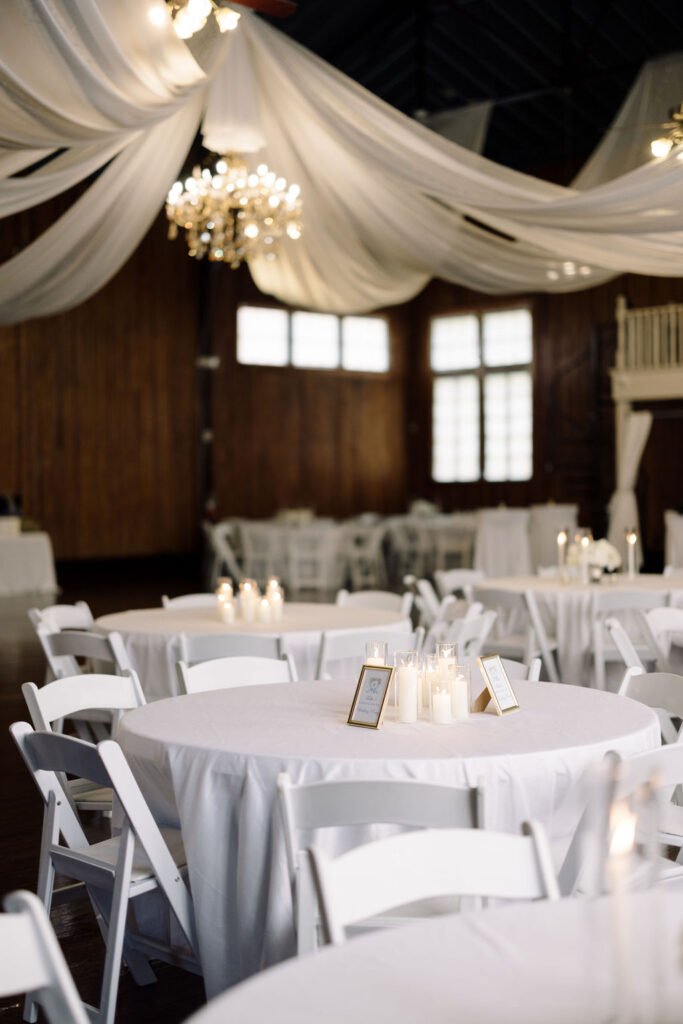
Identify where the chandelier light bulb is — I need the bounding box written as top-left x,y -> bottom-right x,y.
650,136 -> 673,158
173,6 -> 196,37
148,3 -> 168,26
214,6 -> 241,31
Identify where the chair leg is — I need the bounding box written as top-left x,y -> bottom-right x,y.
96,830 -> 136,1024
25,800 -> 59,1022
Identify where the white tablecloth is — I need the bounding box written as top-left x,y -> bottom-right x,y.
186,891 -> 683,1024
116,676 -> 658,995
0,532 -> 57,595
96,604 -> 410,700
473,509 -> 533,577
475,573 -> 683,685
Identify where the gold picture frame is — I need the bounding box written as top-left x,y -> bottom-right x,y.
347,664 -> 394,729
474,655 -> 520,716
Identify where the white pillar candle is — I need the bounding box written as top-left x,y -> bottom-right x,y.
557,530 -> 567,571
269,590 -> 284,622
397,666 -> 418,723
423,668 -> 438,709
218,599 -> 235,624
240,594 -> 256,622
450,673 -> 469,720
626,530 -> 637,578
257,597 -> 272,623
432,688 -> 451,724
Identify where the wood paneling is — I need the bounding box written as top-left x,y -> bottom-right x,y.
210,272 -> 410,519
0,212 -> 200,559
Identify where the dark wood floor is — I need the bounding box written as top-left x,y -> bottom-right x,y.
0,556 -> 207,1024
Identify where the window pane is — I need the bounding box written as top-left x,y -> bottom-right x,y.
432,375 -> 480,483
484,370 -> 532,481
482,308 -> 532,367
341,316 -> 390,372
430,315 -> 479,372
291,312 -> 339,368
237,306 -> 288,366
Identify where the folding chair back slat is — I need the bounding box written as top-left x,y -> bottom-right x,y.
178,632 -> 282,666
176,654 -> 296,694
315,627 -> 424,680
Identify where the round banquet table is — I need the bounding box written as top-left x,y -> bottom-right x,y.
474,573 -> 683,686
185,891 -> 683,1024
96,603 -> 410,700
116,675 -> 659,996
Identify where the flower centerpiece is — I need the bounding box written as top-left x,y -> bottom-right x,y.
567,537 -> 621,580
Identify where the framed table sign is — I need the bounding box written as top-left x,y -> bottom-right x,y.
473,655 -> 520,716
348,665 -> 394,729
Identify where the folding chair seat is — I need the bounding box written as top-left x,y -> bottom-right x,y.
21,671 -> 146,811
315,626 -> 425,680
310,821 -> 559,946
0,889 -> 89,1024
277,773 -> 486,954
176,653 -> 297,694
10,723 -> 200,1024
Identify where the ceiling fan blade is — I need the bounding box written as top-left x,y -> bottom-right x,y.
234,0 -> 297,16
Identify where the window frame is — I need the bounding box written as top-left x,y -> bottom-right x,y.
236,304 -> 392,375
430,304 -> 534,484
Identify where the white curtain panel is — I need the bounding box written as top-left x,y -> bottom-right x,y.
607,410 -> 653,566
3,4 -> 683,321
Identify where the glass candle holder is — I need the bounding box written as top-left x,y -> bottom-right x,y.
436,642 -> 457,691
239,579 -> 259,622
268,586 -> 284,622
216,593 -> 235,623
217,576 -> 233,598
365,640 -> 388,667
266,575 -> 281,594
393,650 -> 419,723
422,653 -> 439,711
450,663 -> 470,720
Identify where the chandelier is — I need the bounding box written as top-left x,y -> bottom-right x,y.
650,103 -> 683,157
166,153 -> 303,267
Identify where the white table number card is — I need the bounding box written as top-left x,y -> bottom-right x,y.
474,655 -> 520,715
348,665 -> 394,729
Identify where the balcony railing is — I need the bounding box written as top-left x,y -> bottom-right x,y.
616,295 -> 683,372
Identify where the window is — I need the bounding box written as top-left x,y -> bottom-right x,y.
237,306 -> 390,372
431,308 -> 532,483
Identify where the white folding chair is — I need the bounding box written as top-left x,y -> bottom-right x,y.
21,671 -> 146,811
591,591 -> 668,690
476,587 -> 560,683
35,624 -> 132,682
605,617 -> 646,674
204,520 -> 242,589
618,668 -> 683,744
423,596 -> 479,651
240,522 -> 288,584
315,626 -> 425,680
639,607 -> 683,674
445,609 -> 497,659
161,593 -> 217,609
343,523 -> 387,591
288,525 -> 344,600
433,569 -> 484,601
28,602 -> 94,633
178,632 -> 283,665
277,773 -> 486,954
335,589 -> 413,617
176,653 -> 297,694
0,889 -> 89,1024
432,524 -> 475,572
310,822 -> 559,946
11,723 -> 200,1024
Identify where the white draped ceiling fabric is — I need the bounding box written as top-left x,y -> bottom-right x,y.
1,2 -> 683,322
607,410 -> 653,567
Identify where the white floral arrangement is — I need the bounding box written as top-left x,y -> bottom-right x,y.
566,538 -> 622,571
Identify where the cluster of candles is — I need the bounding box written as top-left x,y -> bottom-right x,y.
215,576 -> 285,624
556,527 -> 639,581
365,641 -> 471,725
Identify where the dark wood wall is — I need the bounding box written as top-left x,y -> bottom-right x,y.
1,204 -> 681,561
0,212 -> 200,560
